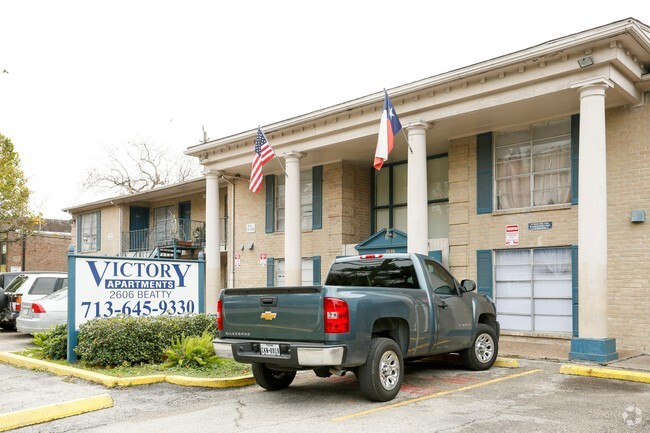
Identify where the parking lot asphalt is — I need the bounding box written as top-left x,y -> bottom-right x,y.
0,333 -> 650,431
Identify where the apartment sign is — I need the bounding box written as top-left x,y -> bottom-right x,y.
72,257 -> 202,330
505,224 -> 519,246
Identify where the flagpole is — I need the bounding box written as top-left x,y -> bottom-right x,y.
274,156 -> 287,177
259,125 -> 288,176
401,129 -> 413,154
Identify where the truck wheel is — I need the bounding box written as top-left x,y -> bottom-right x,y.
358,337 -> 403,402
252,363 -> 296,391
460,324 -> 498,370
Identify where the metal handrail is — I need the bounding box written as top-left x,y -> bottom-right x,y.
121,217 -> 228,257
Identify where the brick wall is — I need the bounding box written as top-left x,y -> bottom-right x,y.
3,231 -> 70,272
232,161 -> 371,287
605,103 -> 650,352
449,104 -> 650,352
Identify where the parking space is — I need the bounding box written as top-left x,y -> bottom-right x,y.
1,329 -> 649,432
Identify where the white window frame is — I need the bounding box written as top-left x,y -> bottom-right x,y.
494,118 -> 571,211
274,258 -> 314,286
79,211 -> 100,252
275,169 -> 313,232
494,247 -> 572,334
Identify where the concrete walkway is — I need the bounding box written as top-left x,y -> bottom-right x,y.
499,334 -> 650,382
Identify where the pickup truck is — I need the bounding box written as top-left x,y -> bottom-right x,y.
213,253 -> 499,401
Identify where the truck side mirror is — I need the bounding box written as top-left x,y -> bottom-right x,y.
460,279 -> 476,292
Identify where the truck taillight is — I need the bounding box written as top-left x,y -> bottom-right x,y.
11,296 -> 22,312
324,297 -> 349,334
216,299 -> 223,331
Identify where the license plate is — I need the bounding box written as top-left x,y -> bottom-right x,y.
260,343 -> 281,356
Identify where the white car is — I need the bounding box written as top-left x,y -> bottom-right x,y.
1,272 -> 67,330
16,288 -> 68,334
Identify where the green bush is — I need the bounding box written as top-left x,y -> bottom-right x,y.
163,330 -> 219,368
75,314 -> 217,367
31,324 -> 68,360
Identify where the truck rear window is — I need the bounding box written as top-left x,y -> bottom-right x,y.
325,258 -> 419,289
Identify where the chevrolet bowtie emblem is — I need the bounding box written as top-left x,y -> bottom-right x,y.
260,311 -> 277,321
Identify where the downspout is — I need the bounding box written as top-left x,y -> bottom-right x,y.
220,175 -> 235,288
21,234 -> 26,271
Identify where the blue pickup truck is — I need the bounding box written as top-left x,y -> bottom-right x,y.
213,253 -> 499,401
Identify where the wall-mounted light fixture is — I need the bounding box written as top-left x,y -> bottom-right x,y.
577,56 -> 595,68
631,210 -> 646,223
246,241 -> 254,250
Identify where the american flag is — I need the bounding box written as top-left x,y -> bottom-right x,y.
249,127 -> 276,193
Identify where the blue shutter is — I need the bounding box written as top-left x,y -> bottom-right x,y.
312,256 -> 321,285
428,250 -> 443,262
476,132 -> 493,214
265,175 -> 275,233
266,257 -> 275,287
571,114 -> 580,205
571,245 -> 579,337
312,166 -> 323,230
476,250 -> 493,297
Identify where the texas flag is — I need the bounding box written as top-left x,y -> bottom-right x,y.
373,89 -> 402,170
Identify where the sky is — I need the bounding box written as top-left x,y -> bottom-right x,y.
1,1 -> 648,220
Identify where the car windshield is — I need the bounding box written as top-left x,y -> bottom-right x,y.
4,275 -> 28,293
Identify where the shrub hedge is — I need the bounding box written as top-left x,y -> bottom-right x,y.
75,314 -> 217,367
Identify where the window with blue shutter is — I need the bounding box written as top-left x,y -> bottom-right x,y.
571,114 -> 580,205
476,250 -> 493,297
476,133 -> 493,214
266,257 -> 275,287
312,256 -> 321,285
265,175 -> 275,233
312,166 -> 322,230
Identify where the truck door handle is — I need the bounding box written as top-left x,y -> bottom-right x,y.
259,297 -> 278,307
437,300 -> 448,309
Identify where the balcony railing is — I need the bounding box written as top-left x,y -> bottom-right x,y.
122,218 -> 228,257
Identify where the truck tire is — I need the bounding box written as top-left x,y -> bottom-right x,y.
358,337 -> 404,402
252,363 -> 296,391
460,324 -> 498,371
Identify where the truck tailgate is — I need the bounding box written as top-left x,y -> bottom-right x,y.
221,286 -> 325,341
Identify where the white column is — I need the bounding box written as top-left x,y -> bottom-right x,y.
203,170 -> 221,314
405,121 -> 430,255
283,152 -> 304,286
571,77 -> 613,339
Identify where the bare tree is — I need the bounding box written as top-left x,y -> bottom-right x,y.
83,140 -> 200,195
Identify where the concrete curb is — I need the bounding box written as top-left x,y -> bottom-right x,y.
559,364 -> 650,384
0,394 -> 113,432
494,357 -> 519,368
0,352 -> 255,388
166,374 -> 256,388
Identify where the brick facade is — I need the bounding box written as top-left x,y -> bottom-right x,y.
232,161 -> 371,288
445,104 -> 649,352
1,220 -> 71,272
